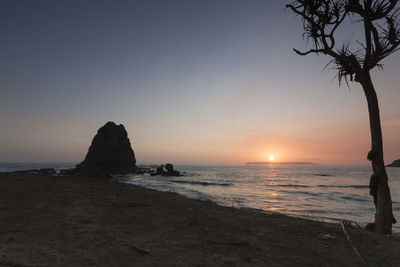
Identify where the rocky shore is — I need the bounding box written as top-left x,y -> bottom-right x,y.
1,172 -> 400,266
387,159 -> 400,167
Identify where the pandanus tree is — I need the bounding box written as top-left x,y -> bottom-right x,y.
287,0 -> 399,234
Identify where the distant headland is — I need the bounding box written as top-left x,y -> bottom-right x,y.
387,159 -> 400,167
246,161 -> 317,165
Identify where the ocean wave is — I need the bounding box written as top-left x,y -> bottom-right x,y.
317,184 -> 369,189
123,180 -> 211,201
169,180 -> 232,186
275,189 -> 320,197
276,184 -> 310,188
269,184 -> 368,189
298,209 -> 330,214
340,195 -> 368,202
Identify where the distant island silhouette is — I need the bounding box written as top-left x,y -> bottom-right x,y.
387,159 -> 400,167
246,161 -> 317,165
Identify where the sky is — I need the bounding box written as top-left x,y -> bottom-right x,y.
1,0 -> 400,165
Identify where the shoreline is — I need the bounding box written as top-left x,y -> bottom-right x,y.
119,177 -> 369,232
1,172 -> 400,266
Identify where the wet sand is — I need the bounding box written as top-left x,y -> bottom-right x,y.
1,172 -> 400,266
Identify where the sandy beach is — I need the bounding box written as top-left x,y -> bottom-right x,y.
1,172 -> 400,267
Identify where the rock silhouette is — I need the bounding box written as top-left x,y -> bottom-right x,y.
76,122 -> 137,174
387,159 -> 400,167
152,163 -> 181,176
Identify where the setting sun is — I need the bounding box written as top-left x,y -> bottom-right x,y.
269,156 -> 275,162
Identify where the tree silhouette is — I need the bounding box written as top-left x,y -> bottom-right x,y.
287,0 -> 399,234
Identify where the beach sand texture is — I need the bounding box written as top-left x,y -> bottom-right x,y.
1,172 -> 400,266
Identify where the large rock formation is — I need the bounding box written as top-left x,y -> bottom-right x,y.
387,159 -> 400,167
76,122 -> 137,174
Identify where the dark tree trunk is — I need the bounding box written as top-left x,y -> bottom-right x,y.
359,71 -> 396,234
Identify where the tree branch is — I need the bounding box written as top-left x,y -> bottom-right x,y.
293,48 -> 327,55
287,0 -> 399,81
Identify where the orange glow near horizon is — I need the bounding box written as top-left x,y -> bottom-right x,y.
269,155 -> 275,162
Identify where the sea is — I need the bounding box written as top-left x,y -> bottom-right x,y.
2,162 -> 400,234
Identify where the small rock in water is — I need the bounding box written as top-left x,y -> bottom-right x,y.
387,159 -> 400,167
165,163 -> 181,176
151,163 -> 181,176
